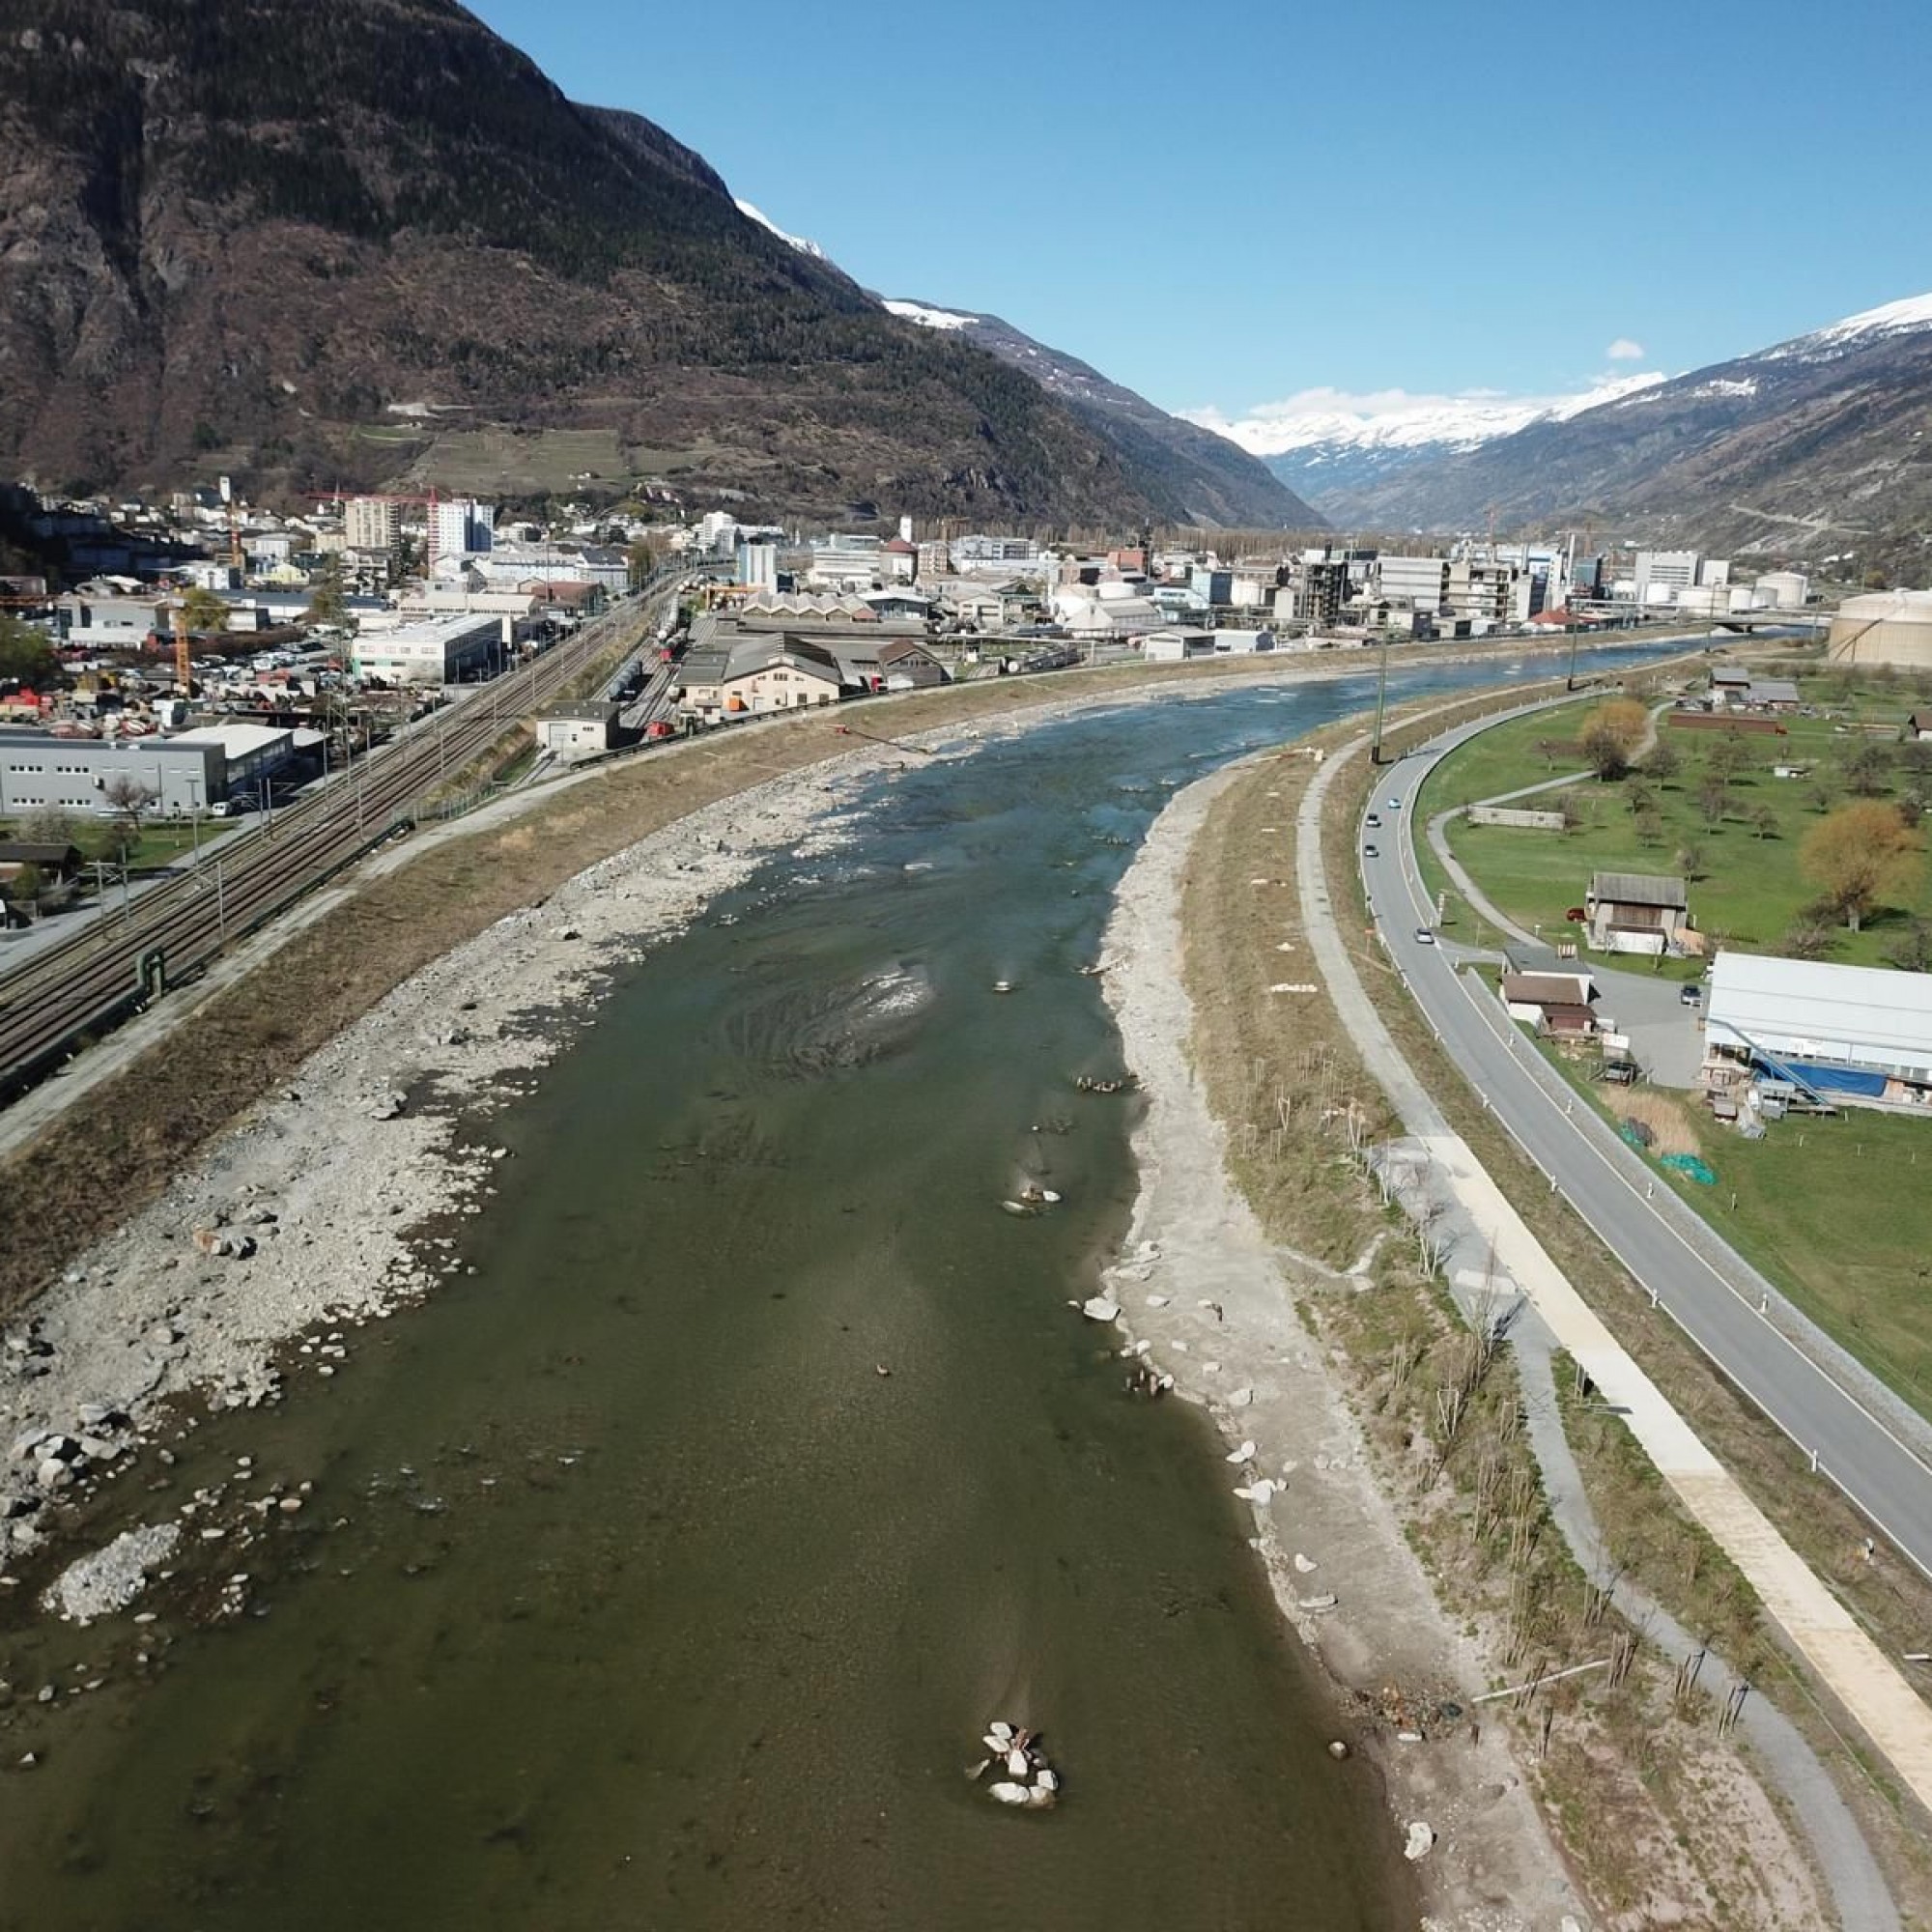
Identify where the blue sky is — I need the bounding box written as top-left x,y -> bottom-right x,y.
469,0 -> 1929,433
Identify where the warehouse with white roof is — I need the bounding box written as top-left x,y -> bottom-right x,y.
1703,951 -> 1932,1110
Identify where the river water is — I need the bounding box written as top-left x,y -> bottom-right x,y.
0,651 -> 1674,1931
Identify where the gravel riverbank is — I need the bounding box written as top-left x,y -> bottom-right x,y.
1097,755 -> 1588,1932
0,744 -> 917,1586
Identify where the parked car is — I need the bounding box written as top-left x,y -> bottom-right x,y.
1680,982 -> 1703,1007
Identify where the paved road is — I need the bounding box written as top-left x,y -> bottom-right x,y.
1362,704 -> 1932,1586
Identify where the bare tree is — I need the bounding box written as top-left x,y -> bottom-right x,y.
99,774 -> 158,866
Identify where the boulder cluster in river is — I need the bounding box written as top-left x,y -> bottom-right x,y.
969,1721 -> 1059,1810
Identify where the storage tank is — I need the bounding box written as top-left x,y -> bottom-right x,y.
1727,585 -> 1762,613
1828,589 -> 1932,668
1757,571 -> 1809,610
1676,584 -> 1726,618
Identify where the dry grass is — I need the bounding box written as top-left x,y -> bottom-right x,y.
1179,707 -> 1855,1927
1612,1089 -> 1701,1157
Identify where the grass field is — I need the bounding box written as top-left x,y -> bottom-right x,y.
1417,664 -> 1932,1422
1422,668 -> 1932,970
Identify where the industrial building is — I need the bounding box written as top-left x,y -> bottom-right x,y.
166,723 -> 299,802
534,701 -> 620,758
1703,952 -> 1932,1111
1828,588 -> 1932,668
351,612 -> 504,686
0,730 -> 226,815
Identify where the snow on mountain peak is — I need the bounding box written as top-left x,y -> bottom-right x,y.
1768,291 -> 1932,359
733,199 -> 827,262
883,298 -> 980,333
1182,371 -> 1664,460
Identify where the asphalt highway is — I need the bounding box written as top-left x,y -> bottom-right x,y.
1363,705 -> 1932,1585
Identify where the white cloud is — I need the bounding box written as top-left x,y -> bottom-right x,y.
1605,337 -> 1646,361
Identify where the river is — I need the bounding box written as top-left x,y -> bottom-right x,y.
0,650 -> 1676,1930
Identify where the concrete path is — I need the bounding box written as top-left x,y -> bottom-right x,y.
1300,726 -> 1920,1922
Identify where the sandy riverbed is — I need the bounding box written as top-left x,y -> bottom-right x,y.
1098,756 -> 1587,1932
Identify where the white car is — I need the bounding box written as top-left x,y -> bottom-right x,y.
1414,926 -> 1435,945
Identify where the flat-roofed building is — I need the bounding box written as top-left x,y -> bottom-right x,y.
1705,952 -> 1932,1110
0,730 -> 225,814
351,612 -> 502,686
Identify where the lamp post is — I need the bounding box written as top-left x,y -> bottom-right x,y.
184,773 -> 203,867
1370,627 -> 1392,765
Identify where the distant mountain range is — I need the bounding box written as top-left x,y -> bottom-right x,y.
0,0 -> 1282,530
1246,376 -> 1665,505
1242,297 -> 1932,572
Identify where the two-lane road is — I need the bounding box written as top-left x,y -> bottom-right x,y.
1362,707 -> 1932,1584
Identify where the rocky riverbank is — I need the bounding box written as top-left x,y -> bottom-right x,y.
0,746 -> 920,1586
1096,754 -> 1588,1932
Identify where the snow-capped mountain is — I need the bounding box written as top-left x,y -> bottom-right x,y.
732,198 -> 828,263
1219,375 -> 1664,503
1247,292 -> 1932,570
882,297 -> 1321,527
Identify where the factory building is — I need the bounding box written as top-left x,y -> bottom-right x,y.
351,613 -> 504,687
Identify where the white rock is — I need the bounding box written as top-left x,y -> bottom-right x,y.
1079,1297 -> 1121,1323
1228,1387 -> 1255,1407
1006,1749 -> 1030,1777
1293,1552 -> 1318,1574
1035,1767 -> 1058,1791
1225,1440 -> 1257,1464
1403,1822 -> 1435,1861
987,1780 -> 1031,1806
988,1721 -> 1013,1742
1145,1293 -> 1170,1308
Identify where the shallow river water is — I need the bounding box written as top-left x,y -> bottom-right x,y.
1,653 -> 1674,1931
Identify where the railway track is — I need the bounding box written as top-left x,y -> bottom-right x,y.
0,574 -> 689,1102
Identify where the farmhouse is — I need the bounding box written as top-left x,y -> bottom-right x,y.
1500,969 -> 1600,1037
1584,871 -> 1690,955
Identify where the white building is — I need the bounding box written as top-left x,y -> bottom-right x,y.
1377,555 -> 1448,611
1705,952 -> 1932,1107
351,612 -> 503,686
736,541 -> 780,591
1634,550 -> 1700,607
1141,627 -> 1216,662
534,701 -> 619,758
433,498 -> 495,560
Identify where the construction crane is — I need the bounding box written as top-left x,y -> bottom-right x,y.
310,487 -> 443,584
170,599 -> 193,696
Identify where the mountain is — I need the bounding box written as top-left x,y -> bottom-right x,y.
1249,377 -> 1663,508
0,0 -> 1212,529
1264,298 -> 1932,569
881,301 -> 1321,529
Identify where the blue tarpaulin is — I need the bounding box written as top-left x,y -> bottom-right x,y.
1774,1059 -> 1888,1098
1660,1153 -> 1719,1185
